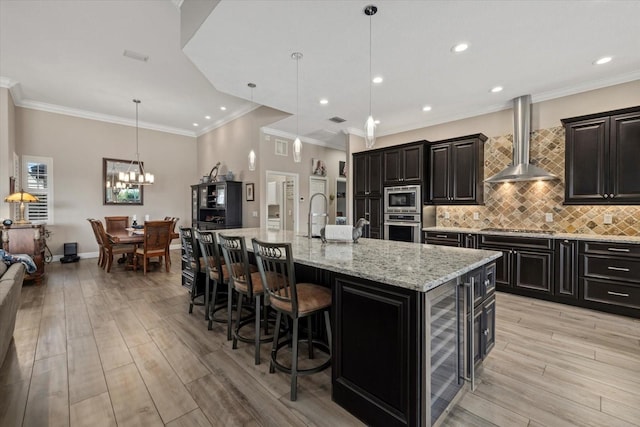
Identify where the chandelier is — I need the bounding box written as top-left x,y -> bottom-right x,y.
119,99 -> 154,185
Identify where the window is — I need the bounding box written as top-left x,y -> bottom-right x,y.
22,155 -> 54,224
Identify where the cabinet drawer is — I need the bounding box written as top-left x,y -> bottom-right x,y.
580,241 -> 640,258
479,234 -> 553,250
583,255 -> 640,284
583,279 -> 640,310
425,232 -> 460,246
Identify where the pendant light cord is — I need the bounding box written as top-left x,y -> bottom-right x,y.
369,11 -> 372,117
296,54 -> 300,136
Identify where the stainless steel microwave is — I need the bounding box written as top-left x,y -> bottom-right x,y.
384,185 -> 421,213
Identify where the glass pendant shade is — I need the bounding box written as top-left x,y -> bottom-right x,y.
293,137 -> 302,163
365,115 -> 376,149
248,150 -> 256,171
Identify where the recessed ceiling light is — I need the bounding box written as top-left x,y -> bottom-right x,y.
204,115 -> 211,120
372,76 -> 383,84
193,123 -> 199,127
451,43 -> 468,53
594,56 -> 612,65
422,105 -> 432,112
319,99 -> 329,105
374,119 -> 380,125
220,106 -> 227,111
490,86 -> 503,93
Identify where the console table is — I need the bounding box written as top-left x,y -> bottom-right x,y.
1,224 -> 46,284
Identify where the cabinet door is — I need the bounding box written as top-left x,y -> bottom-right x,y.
191,186 -> 199,223
353,154 -> 367,196
555,239 -> 578,299
564,118 -> 608,203
451,140 -> 477,202
481,296 -> 496,358
430,144 -> 450,203
368,197 -> 383,239
483,247 -> 511,288
463,233 -> 478,249
367,152 -> 383,196
383,149 -> 401,185
468,310 -> 482,370
402,145 -> 423,183
514,250 -> 553,294
610,111 -> 640,202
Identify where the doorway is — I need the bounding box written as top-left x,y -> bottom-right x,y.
265,171 -> 299,234
335,177 -> 346,224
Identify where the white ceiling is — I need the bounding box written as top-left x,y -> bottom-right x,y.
2,1 -> 640,151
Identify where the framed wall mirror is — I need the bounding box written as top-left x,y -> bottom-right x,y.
103,158 -> 144,205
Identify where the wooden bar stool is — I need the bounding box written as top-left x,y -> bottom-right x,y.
251,238 -> 332,401
218,234 -> 272,365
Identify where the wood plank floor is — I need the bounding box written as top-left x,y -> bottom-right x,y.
1,253 -> 639,426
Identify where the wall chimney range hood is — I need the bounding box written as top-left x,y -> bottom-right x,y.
484,95 -> 558,183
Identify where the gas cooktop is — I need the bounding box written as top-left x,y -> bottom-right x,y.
481,228 -> 556,235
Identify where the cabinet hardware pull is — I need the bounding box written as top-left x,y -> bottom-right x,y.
483,329 -> 489,336
610,194 -> 614,198
436,235 -> 448,238
607,266 -> 630,272
604,194 -> 609,198
607,291 -> 629,297
607,247 -> 630,253
563,240 -> 569,243
484,279 -> 490,286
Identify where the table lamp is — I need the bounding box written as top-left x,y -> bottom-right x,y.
4,189 -> 39,224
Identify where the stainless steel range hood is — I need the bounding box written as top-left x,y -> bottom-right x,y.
484,95 -> 558,183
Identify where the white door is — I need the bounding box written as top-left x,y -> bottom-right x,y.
309,177 -> 327,237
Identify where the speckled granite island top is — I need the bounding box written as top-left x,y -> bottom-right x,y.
219,228 -> 502,292
423,226 -> 640,243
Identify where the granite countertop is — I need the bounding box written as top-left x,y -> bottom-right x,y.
218,228 -> 501,293
422,226 -> 640,244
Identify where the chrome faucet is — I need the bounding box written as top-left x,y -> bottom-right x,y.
308,192 -> 328,239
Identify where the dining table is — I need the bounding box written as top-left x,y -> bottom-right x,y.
107,228 -> 180,269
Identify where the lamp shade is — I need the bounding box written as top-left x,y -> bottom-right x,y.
4,190 -> 39,203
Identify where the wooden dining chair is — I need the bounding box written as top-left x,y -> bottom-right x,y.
87,218 -> 105,268
104,216 -> 129,233
134,220 -> 172,275
93,219 -> 135,272
251,238 -> 332,401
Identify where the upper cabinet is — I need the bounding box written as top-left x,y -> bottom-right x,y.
428,134 -> 486,205
383,141 -> 425,185
563,106 -> 640,205
354,151 -> 383,197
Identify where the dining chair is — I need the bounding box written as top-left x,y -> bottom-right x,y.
104,215 -> 129,233
93,219 -> 135,272
87,218 -> 105,268
163,217 -> 180,266
134,220 -> 172,275
218,233 -> 272,365
251,238 -> 332,401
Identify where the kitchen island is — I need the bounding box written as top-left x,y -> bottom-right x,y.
219,228 -> 501,427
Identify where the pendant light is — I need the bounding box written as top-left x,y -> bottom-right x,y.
364,5 -> 377,149
119,99 -> 154,185
248,82 -> 257,171
292,52 -> 303,163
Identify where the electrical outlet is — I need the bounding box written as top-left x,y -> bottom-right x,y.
603,214 -> 613,225
252,211 -> 258,217
473,212 -> 480,220
444,211 -> 450,219
545,213 -> 553,222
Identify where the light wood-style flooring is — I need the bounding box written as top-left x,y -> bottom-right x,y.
1,253 -> 639,426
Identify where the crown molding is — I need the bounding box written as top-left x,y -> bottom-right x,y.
0,77 -> 18,89
17,99 -> 197,137
531,70 -> 640,104
195,103 -> 261,137
261,127 -> 329,148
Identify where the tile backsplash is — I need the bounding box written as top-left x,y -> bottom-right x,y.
437,126 -> 640,236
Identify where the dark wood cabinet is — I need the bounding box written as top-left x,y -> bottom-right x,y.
563,106 -> 640,204
1,224 -> 46,284
428,134 -> 486,205
191,181 -> 242,230
465,264 -> 496,375
555,239 -> 579,300
479,234 -> 554,297
383,142 -> 425,185
354,196 -> 382,239
353,151 -> 383,238
579,241 -> 640,317
424,230 -> 460,246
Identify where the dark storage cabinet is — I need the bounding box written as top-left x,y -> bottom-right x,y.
353,196 -> 382,239
383,142 -> 425,185
191,181 -> 242,230
428,134 -> 486,205
465,264 -> 496,375
555,239 -> 579,300
563,106 -> 640,204
353,151 -> 383,238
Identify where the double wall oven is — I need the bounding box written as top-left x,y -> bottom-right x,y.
383,185 -> 422,243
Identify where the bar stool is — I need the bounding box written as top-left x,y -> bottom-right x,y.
251,238 -> 332,401
218,234 -> 272,365
179,227 -> 206,314
195,230 -> 230,333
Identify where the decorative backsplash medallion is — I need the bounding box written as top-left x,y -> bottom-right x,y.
437,126 -> 640,236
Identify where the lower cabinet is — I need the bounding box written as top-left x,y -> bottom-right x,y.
354,196 -> 382,239
555,239 -> 579,300
469,295 -> 496,369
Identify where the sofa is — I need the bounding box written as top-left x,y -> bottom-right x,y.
0,262 -> 25,366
